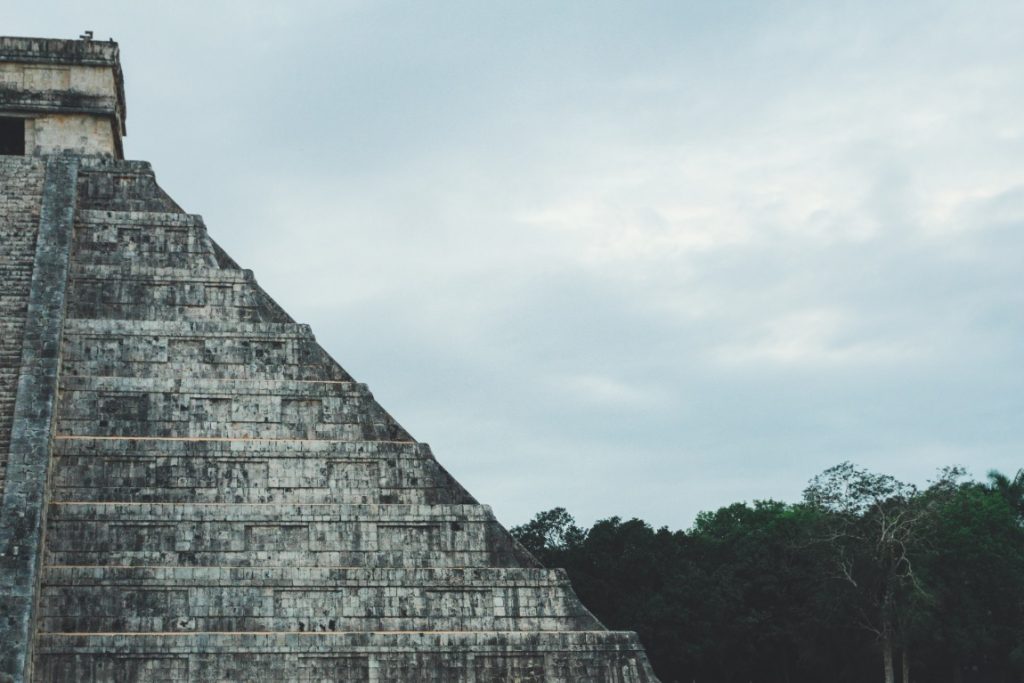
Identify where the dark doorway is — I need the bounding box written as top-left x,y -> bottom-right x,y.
0,117 -> 25,156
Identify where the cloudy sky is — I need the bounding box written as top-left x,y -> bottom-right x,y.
11,1 -> 1024,530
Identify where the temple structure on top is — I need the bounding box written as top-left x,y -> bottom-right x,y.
0,35 -> 659,682
0,35 -> 126,158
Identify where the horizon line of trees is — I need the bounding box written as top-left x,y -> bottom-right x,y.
510,464 -> 1024,683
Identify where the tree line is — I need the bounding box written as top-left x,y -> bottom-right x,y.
510,464 -> 1024,683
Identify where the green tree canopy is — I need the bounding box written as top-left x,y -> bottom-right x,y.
512,464 -> 1024,683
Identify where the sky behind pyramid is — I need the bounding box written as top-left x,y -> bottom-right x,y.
9,0 -> 1024,530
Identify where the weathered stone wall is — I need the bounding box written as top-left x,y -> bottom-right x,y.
61,319 -> 349,381
56,376 -> 409,440
27,113 -> 119,157
35,632 -> 657,682
0,62 -> 120,156
0,156 -> 44,498
39,566 -> 600,633
0,61 -> 117,99
45,502 -> 534,568
77,160 -> 181,212
51,437 -> 473,505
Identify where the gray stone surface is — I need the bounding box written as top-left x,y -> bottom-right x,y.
0,156 -> 78,683
0,156 -> 44,500
39,565 -> 601,633
35,632 -> 658,682
50,437 -> 475,505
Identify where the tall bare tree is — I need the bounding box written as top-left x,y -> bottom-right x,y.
803,463 -> 963,683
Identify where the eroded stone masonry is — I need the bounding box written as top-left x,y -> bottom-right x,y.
0,36 -> 660,682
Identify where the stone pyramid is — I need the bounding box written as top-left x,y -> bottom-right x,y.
0,36 -> 659,682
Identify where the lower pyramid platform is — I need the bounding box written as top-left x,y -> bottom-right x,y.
36,632 -> 656,682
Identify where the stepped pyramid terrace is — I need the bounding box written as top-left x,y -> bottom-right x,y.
0,36 -> 659,682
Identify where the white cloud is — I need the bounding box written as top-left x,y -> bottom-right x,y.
711,309 -> 924,367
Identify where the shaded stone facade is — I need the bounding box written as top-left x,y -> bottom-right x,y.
0,36 -> 660,682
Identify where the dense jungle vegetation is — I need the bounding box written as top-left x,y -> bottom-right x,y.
510,464 -> 1024,683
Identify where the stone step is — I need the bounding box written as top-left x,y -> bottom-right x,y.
66,265 -> 292,323
64,318 -> 315,338
39,566 -> 598,634
62,318 -> 349,381
56,376 -> 409,441
34,631 -> 658,683
76,209 -> 203,227
59,375 -> 371,394
70,264 -> 248,279
66,265 -> 279,322
51,438 -> 475,505
73,209 -> 219,269
77,160 -> 183,213
45,503 -> 535,568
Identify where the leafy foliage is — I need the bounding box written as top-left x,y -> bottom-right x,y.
512,465 -> 1024,683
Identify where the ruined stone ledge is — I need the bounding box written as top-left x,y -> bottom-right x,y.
0,37 -> 119,67
63,319 -> 314,338
52,435 -> 417,445
77,158 -> 152,172
60,375 -> 368,394
44,502 -> 535,568
76,160 -> 183,213
75,209 -> 205,226
72,219 -> 219,269
42,565 -> 568,585
56,375 -> 405,440
61,361 -> 344,382
0,90 -> 119,117
34,631 -> 658,683
45,551 -> 532,570
65,267 -> 288,322
35,630 -> 646,653
70,263 -> 251,281
38,566 -> 599,633
40,619 -> 596,637
60,319 -> 349,382
53,437 -> 429,455
48,485 -> 463,506
50,437 -> 473,505
73,211 -> 215,261
0,155 -> 45,171
55,423 -> 406,442
48,502 -> 494,522
50,438 -> 468,501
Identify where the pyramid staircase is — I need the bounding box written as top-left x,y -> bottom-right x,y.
22,159 -> 659,681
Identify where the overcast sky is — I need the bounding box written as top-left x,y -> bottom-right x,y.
11,1 -> 1024,530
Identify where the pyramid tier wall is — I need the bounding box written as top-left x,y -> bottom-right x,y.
56,375 -> 410,441
51,438 -> 475,505
72,210 -> 220,269
46,502 -> 536,568
39,565 -> 601,633
36,632 -> 657,683
61,319 -> 351,381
